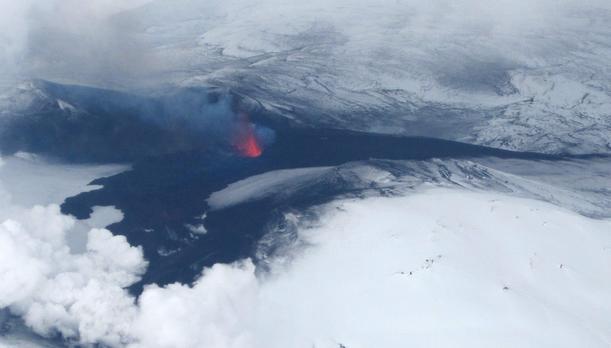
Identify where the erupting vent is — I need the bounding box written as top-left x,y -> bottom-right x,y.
233,115 -> 263,157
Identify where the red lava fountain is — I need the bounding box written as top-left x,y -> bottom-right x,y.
233,115 -> 263,157
236,127 -> 262,157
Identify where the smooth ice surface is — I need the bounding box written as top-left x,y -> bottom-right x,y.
0,153 -> 127,208
207,167 -> 331,209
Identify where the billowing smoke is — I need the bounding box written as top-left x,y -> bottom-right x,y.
0,208 -> 145,346
0,156 -> 145,347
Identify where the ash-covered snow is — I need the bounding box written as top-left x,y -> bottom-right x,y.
105,0 -> 611,155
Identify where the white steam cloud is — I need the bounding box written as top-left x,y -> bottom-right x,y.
130,261 -> 257,348
0,156 -> 145,347
0,207 -> 146,346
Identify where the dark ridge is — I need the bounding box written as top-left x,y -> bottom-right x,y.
0,80 -> 238,162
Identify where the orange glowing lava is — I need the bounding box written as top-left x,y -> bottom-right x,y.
233,120 -> 263,157
236,128 -> 262,157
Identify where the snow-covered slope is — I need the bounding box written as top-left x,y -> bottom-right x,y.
248,188 -> 611,348
1,152 -> 609,347
102,0 -> 611,154
3,1 -> 611,154
126,188 -> 611,348
207,167 -> 332,210
209,158 -> 611,223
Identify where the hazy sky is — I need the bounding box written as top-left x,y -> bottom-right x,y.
2,0 -> 610,88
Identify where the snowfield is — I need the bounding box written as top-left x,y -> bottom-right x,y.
2,0 -> 610,154
1,155 -> 611,347
98,188 -> 611,348
126,0 -> 611,154
247,188 -> 611,347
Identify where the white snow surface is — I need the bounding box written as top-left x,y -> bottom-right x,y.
1,154 -> 611,347
0,153 -> 127,208
130,188 -> 611,348
207,167 -> 332,210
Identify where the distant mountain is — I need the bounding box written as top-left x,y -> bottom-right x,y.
0,80 -> 242,162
